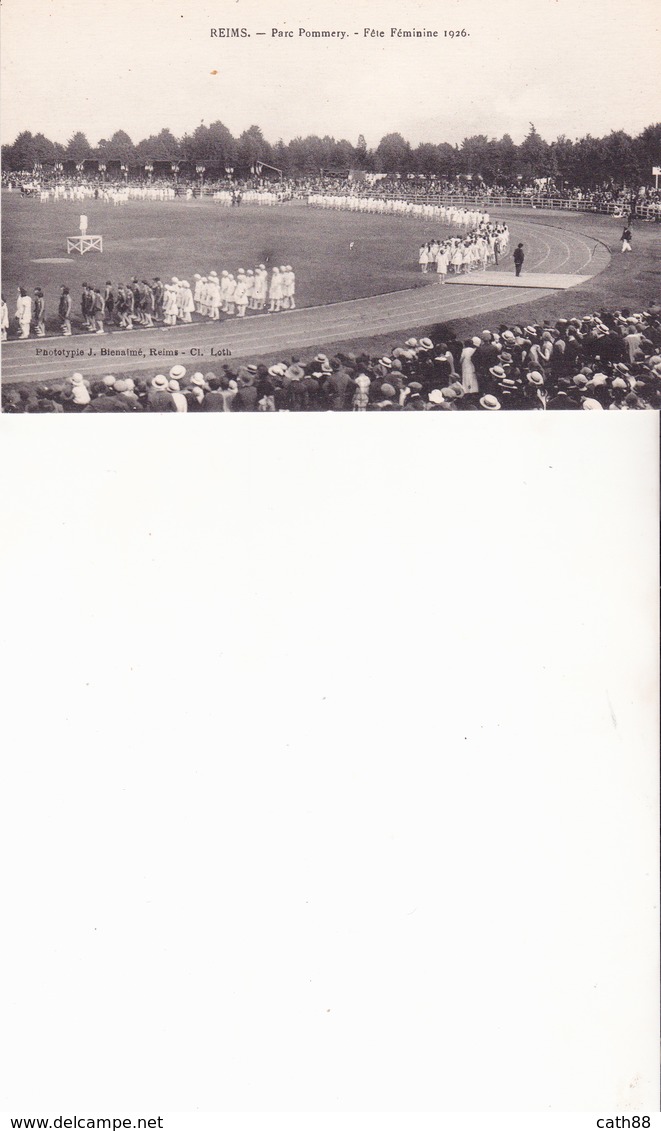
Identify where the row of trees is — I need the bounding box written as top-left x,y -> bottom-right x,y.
2,122 -> 660,185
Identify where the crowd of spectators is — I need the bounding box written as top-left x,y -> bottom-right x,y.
4,303 -> 660,413
5,168 -> 659,216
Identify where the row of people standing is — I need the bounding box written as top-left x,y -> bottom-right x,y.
418,223 -> 510,278
5,265 -> 296,339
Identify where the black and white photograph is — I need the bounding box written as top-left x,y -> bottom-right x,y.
1,2 -> 659,1129
1,0 -> 660,412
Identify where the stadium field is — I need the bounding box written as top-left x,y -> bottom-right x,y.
1,193 -> 451,330
2,199 -> 660,386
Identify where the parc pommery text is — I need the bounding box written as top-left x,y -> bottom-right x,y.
209,27 -> 470,40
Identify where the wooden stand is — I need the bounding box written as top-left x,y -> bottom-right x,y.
67,235 -> 103,255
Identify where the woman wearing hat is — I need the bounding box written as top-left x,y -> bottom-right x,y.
268,267 -> 283,313
435,242 -> 450,283
234,274 -> 248,318
459,338 -> 480,395
225,274 -> 236,316
352,373 -> 371,411
162,285 -> 177,327
253,266 -> 267,311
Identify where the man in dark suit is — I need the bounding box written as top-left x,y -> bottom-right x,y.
324,365 -> 355,411
513,243 -> 525,276
471,331 -> 500,391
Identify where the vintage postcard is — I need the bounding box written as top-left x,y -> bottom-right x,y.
1,0 -> 660,413
0,0 -> 659,1127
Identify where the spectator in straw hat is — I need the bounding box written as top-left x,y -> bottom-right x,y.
146,374 -> 177,412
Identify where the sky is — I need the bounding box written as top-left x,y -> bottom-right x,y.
1,0 -> 659,149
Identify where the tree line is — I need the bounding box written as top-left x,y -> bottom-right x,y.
2,121 -> 660,184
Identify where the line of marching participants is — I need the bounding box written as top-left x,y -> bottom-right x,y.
176,266 -> 296,322
307,193 -> 492,228
122,266 -> 295,333
19,265 -> 296,337
418,222 -> 510,281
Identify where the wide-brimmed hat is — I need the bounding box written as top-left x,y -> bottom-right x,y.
419,337 -> 434,351
479,394 -> 501,410
428,389 -> 444,404
489,365 -> 506,378
152,374 -> 168,389
582,398 -> 603,410
527,371 -> 544,386
169,364 -> 186,380
285,364 -> 305,381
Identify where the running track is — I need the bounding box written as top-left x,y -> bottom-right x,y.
1,213 -> 611,386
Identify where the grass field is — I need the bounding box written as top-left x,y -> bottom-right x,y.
2,196 -> 660,385
1,193 -> 447,332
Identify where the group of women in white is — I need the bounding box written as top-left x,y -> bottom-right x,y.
419,222 -> 510,280
36,183 -> 293,206
36,183 -> 180,204
161,265 -> 296,324
307,192 -> 491,228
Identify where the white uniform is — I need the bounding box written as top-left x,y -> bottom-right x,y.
268,268 -> 282,312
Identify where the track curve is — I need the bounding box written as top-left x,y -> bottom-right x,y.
1,211 -> 611,386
